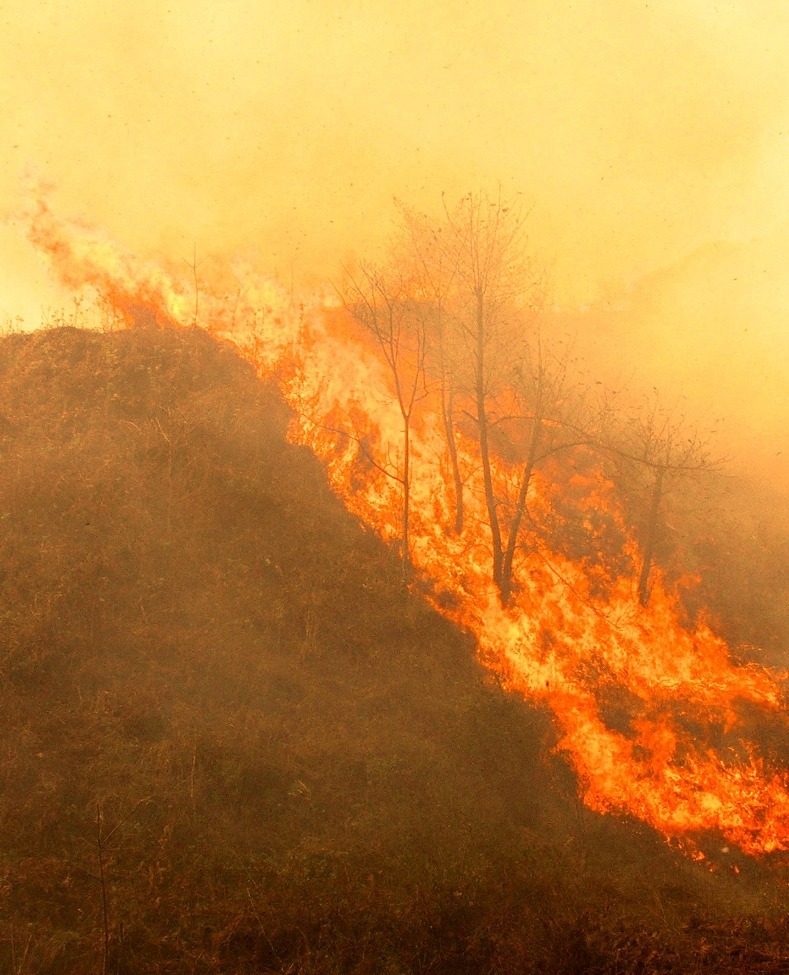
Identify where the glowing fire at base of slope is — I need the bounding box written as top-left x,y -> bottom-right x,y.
21,195 -> 789,862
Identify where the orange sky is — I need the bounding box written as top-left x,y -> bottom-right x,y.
1,0 -> 787,476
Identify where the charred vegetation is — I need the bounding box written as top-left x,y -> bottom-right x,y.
0,325 -> 786,974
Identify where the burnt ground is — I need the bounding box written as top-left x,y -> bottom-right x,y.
0,325 -> 786,974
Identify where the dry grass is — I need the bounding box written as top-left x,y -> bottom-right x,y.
0,325 -> 786,974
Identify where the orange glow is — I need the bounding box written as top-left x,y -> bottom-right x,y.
22,195 -> 789,864
3,2 -> 789,481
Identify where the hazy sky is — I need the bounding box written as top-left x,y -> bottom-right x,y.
1,0 -> 787,473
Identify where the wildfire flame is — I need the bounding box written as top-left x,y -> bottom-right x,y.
19,192 -> 789,863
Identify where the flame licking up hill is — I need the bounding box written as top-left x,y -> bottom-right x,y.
19,194 -> 789,864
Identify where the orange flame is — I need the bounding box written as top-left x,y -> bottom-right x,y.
20,193 -> 789,862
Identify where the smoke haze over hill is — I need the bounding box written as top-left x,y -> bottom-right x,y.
1,2 -> 788,479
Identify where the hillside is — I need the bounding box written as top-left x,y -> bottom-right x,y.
0,325 -> 786,975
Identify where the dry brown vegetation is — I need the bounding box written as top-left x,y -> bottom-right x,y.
0,325 -> 786,974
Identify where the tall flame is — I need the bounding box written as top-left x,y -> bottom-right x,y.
20,194 -> 789,863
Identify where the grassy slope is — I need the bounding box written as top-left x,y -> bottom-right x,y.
0,325 -> 785,974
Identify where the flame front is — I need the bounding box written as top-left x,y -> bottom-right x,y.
22,196 -> 789,862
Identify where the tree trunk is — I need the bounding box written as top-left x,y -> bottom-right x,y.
440,381 -> 464,533
436,308 -> 464,534
638,466 -> 665,606
499,418 -> 541,605
401,414 -> 411,581
474,292 -> 503,590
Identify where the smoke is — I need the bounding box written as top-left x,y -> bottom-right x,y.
2,0 -> 788,473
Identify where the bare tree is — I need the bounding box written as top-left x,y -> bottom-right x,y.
610,392 -> 721,606
351,193 -> 610,606
496,335 -> 597,604
339,262 -> 428,578
439,191 -> 543,601
182,244 -> 208,326
394,201 -> 466,532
